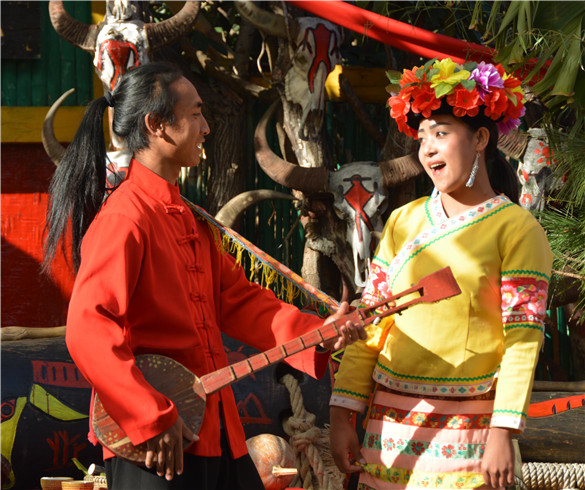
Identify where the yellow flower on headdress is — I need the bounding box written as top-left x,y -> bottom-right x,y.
502,72 -> 525,103
430,58 -> 470,98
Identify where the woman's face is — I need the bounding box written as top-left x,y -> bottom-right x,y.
417,114 -> 480,197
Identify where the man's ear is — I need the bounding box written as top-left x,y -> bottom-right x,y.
144,113 -> 165,137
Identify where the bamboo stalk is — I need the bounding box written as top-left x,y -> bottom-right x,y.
272,466 -> 298,477
1,326 -> 66,341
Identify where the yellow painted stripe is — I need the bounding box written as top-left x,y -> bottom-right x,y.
1,105 -> 110,144
29,384 -> 88,421
108,437 -> 133,449
1,106 -> 86,143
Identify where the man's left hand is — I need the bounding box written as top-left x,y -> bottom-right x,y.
319,301 -> 367,351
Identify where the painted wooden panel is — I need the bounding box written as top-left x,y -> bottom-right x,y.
1,337 -> 101,490
0,334 -> 337,489
1,144 -> 75,328
1,1 -> 93,108
1,107 -> 86,143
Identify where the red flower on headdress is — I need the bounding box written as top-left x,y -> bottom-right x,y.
399,67 -> 423,98
483,88 -> 508,120
506,92 -> 525,120
447,87 -> 480,117
388,96 -> 417,138
388,95 -> 410,119
397,117 -> 418,139
503,74 -> 522,91
412,85 -> 442,117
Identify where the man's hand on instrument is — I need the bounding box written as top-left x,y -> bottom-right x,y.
320,301 -> 367,351
145,416 -> 199,480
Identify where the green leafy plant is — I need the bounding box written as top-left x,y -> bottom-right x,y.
71,458 -> 88,476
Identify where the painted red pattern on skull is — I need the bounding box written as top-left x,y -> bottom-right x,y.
517,128 -> 561,211
330,162 -> 388,288
97,39 -> 141,91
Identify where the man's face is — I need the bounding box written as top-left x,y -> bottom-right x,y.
163,77 -> 210,169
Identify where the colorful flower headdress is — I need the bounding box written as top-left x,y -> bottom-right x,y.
387,58 -> 526,139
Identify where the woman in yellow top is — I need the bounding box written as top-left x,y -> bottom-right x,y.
329,58 -> 553,490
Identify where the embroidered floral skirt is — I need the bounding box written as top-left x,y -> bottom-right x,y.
358,388 -> 502,489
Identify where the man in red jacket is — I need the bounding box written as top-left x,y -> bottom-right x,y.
44,62 -> 365,490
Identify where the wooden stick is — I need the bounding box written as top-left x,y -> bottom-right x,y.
532,380 -> 585,392
552,269 -> 585,281
272,466 -> 298,476
1,326 -> 66,341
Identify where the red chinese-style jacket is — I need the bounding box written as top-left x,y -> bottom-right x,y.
66,160 -> 328,460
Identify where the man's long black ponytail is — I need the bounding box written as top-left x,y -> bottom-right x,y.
43,96 -> 109,274
43,61 -> 184,275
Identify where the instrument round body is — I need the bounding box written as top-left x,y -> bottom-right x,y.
92,354 -> 206,463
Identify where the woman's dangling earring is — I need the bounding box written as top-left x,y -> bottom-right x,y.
466,152 -> 480,188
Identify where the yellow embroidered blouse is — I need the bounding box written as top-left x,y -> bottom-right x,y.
331,195 -> 553,431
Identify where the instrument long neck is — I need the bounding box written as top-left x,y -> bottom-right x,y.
200,321 -> 340,395
199,266 -> 461,396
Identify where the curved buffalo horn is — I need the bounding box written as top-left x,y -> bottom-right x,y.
378,154 -> 424,188
255,100 -> 329,195
497,130 -> 529,160
214,190 -> 295,228
42,88 -> 76,166
235,1 -> 299,39
144,1 -> 201,51
48,1 -> 98,53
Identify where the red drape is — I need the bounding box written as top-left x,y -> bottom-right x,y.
287,0 -> 495,64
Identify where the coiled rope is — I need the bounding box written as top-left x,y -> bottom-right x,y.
522,462 -> 585,490
280,374 -> 345,490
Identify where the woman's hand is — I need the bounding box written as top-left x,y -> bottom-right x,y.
481,427 -> 515,488
145,416 -> 199,480
329,406 -> 365,474
320,301 -> 367,352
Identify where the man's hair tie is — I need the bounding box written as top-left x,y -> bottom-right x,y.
104,91 -> 115,108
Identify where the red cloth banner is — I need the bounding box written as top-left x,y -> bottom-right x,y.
287,0 -> 495,64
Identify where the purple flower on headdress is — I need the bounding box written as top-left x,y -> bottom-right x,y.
497,113 -> 525,135
470,62 -> 504,99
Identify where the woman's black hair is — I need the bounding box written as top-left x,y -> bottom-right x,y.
43,62 -> 184,274
409,100 -> 520,204
460,114 -> 519,204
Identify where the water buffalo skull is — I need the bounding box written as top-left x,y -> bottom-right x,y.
283,17 -> 342,141
48,0 -> 200,91
217,100 -> 421,298
516,128 -> 562,211
236,1 -> 342,164
329,162 -> 387,287
234,2 -> 411,298
44,1 -> 199,166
